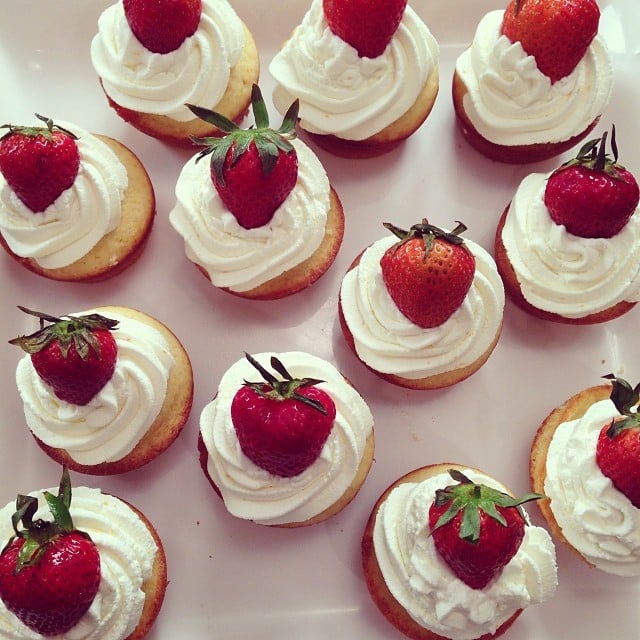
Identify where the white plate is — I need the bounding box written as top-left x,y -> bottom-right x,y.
1,1 -> 639,638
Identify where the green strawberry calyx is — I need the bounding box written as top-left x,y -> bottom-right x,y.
603,373 -> 640,437
383,219 -> 469,259
430,469 -> 543,543
0,113 -> 78,143
186,84 -> 299,185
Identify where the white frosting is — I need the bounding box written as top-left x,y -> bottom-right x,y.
501,172 -> 640,318
0,122 -> 127,269
269,0 -> 439,141
15,309 -> 175,465
455,11 -> 612,146
339,235 -> 504,379
373,469 -> 557,640
169,139 -> 330,292
200,352 -> 374,526
545,398 -> 640,575
90,0 -> 245,122
0,486 -> 158,640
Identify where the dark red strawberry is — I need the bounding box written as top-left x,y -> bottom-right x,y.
501,0 -> 600,83
123,0 -> 202,54
429,469 -> 542,589
230,353 -> 336,477
323,0 -> 408,58
544,126 -> 639,238
596,374 -> 640,508
9,306 -> 119,406
380,220 -> 476,329
187,85 -> 299,230
0,114 -> 79,213
0,467 -> 101,636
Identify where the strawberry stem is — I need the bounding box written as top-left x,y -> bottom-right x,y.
603,373 -> 640,437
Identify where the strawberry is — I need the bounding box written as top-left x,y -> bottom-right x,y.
230,353 -> 336,477
380,220 -> 476,329
429,470 -> 542,590
544,125 -> 639,238
9,306 -> 119,406
187,85 -> 299,230
0,467 -> 101,635
595,374 -> 640,508
0,113 -> 79,213
323,0 -> 408,59
123,0 -> 202,54
501,0 -> 600,83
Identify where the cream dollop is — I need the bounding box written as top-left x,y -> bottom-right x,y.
0,122 -> 126,269
455,10 -> 612,146
15,309 -> 175,465
339,236 -> 504,379
90,0 -> 245,122
0,486 -> 158,640
545,398 -> 640,575
169,139 -> 330,292
373,469 -> 557,640
502,172 -> 640,317
269,0 -> 439,140
200,352 -> 374,526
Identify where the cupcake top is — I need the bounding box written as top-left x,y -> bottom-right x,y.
269,0 -> 439,141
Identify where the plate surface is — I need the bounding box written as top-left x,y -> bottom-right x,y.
1,1 -> 639,638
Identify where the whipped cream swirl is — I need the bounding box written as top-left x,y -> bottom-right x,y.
502,172 -> 640,317
455,11 -> 612,145
169,139 -> 330,292
0,486 -> 158,640
0,122 -> 126,269
373,469 -> 557,640
90,0 -> 245,122
15,309 -> 175,465
200,352 -> 374,526
340,236 -> 504,379
269,0 -> 439,140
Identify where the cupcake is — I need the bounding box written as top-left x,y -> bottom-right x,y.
339,220 -> 504,389
90,0 -> 260,145
10,305 -> 193,475
198,351 -> 375,527
269,0 -> 440,158
362,463 -> 557,640
495,127 -> 640,324
452,0 -> 612,163
0,468 -> 166,639
531,374 -> 640,575
0,115 -> 155,282
170,85 -> 344,299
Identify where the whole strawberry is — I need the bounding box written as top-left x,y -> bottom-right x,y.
124,0 -> 202,54
595,374 -> 640,508
187,84 -> 299,230
0,113 -> 79,213
544,126 -> 639,238
0,467 -> 101,635
501,0 -> 600,83
9,306 -> 119,406
230,353 -> 336,477
380,220 -> 476,329
429,470 -> 542,589
323,0 -> 408,58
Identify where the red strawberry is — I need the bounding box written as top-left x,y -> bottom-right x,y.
9,306 -> 119,406
123,0 -> 202,54
501,0 -> 600,83
544,126 -> 639,238
0,467 -> 101,636
323,0 -> 408,59
595,374 -> 640,508
187,84 -> 299,230
429,470 -> 542,590
230,353 -> 336,477
0,114 -> 79,213
380,220 -> 476,329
